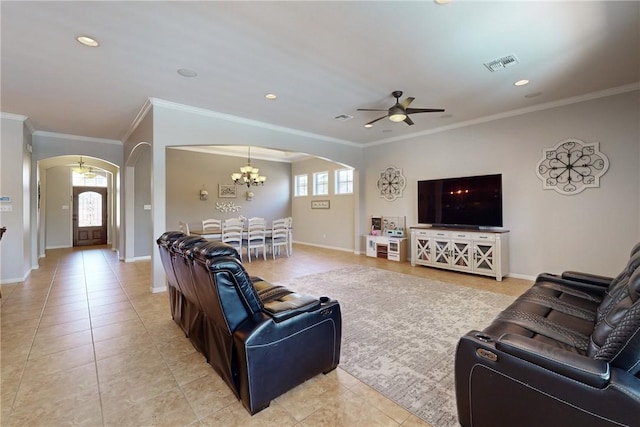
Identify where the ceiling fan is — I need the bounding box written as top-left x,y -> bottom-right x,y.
357,90 -> 444,127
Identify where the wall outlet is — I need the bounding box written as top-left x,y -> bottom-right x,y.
143,205 -> 151,210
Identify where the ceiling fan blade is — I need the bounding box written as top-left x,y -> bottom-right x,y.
357,108 -> 388,112
365,115 -> 388,126
405,108 -> 445,114
404,116 -> 414,126
400,97 -> 415,109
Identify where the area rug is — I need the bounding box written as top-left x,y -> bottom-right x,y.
277,265 -> 516,427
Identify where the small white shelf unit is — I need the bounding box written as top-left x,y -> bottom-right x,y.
365,235 -> 407,262
410,226 -> 509,281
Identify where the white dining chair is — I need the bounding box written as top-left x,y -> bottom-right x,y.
245,217 -> 267,262
179,221 -> 190,235
202,218 -> 222,232
222,217 -> 244,260
269,217 -> 290,259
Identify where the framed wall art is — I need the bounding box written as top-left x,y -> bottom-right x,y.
536,139 -> 609,195
218,184 -> 237,198
311,200 -> 330,209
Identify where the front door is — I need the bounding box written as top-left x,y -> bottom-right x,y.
73,187 -> 107,246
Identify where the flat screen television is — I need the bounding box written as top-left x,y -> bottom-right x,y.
418,174 -> 502,228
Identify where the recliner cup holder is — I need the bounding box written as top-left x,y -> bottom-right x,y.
474,333 -> 493,343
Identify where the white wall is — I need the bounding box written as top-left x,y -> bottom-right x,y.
363,90 -> 640,278
0,116 -> 32,283
134,147 -> 152,257
44,166 -> 72,248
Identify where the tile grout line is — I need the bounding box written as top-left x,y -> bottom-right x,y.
98,247 -> 207,424
4,256 -> 60,425
83,249 -> 107,427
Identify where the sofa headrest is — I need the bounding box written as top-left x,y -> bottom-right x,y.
157,231 -> 187,247
173,236 -> 207,256
194,241 -> 240,261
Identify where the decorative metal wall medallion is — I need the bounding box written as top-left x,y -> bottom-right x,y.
536,139 -> 609,195
377,166 -> 406,201
215,201 -> 242,213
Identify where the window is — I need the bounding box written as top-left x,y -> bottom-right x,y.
72,170 -> 107,187
313,171 -> 328,195
335,168 -> 353,194
294,174 -> 308,197
78,191 -> 102,227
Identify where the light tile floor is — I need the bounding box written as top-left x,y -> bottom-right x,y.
1,244 -> 531,426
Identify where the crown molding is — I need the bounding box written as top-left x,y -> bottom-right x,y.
121,98 -> 153,142
149,97 -> 362,148
32,131 -> 122,145
367,82 -> 640,147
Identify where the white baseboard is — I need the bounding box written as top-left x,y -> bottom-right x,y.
45,245 -> 72,250
506,272 -> 537,282
151,284 -> 167,293
124,255 -> 151,263
293,241 -> 354,253
1,270 -> 30,285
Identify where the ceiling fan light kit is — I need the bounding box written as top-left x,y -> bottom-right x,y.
358,90 -> 444,127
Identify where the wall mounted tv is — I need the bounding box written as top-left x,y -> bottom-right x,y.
417,174 -> 503,228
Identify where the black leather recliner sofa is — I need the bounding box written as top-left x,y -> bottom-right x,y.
156,232 -> 342,414
455,242 -> 640,427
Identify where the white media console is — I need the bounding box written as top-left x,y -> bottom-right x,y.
410,226 -> 509,281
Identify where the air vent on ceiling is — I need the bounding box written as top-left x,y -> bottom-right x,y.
334,114 -> 354,121
484,54 -> 519,72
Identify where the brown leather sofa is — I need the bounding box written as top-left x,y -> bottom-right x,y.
455,242 -> 640,427
157,231 -> 342,414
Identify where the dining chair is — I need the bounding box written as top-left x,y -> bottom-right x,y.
269,217 -> 290,259
245,217 -> 267,262
222,217 -> 244,260
202,218 -> 222,233
179,221 -> 190,235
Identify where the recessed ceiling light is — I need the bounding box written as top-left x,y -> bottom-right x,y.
177,69 -> 198,78
265,93 -> 277,100
76,36 -> 99,47
364,123 -> 373,128
514,79 -> 529,86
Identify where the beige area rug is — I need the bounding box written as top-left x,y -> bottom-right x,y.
277,265 -> 516,427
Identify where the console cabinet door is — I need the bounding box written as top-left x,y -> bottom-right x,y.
451,239 -> 472,271
413,234 -> 432,265
433,238 -> 451,266
473,241 -> 496,275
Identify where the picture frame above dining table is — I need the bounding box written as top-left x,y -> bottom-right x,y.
219,184 -> 237,198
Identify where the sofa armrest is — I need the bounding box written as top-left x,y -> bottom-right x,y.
262,293 -> 321,322
560,271 -> 613,287
536,273 -> 608,297
496,334 -> 610,388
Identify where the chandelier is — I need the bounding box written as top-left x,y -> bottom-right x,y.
72,157 -> 97,178
231,147 -> 266,187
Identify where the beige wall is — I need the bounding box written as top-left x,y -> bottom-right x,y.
292,157 -> 355,251
166,148 -> 291,232
363,90 -> 640,278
